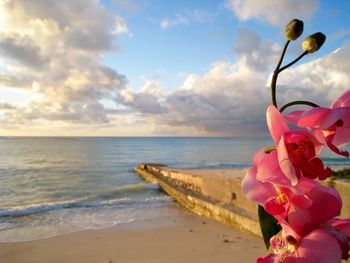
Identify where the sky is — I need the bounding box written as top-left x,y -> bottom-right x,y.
0,0 -> 350,137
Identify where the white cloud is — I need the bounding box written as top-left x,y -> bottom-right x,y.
0,102 -> 17,110
226,0 -> 319,26
160,14 -> 188,29
0,0 -> 128,127
157,61 -> 269,136
118,81 -> 166,114
1,1 -> 349,137
117,38 -> 350,136
235,28 -> 280,71
114,16 -> 131,36
276,41 -> 350,107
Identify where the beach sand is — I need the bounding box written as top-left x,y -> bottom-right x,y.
0,206 -> 265,263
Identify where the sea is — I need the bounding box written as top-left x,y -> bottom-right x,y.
0,137 -> 349,242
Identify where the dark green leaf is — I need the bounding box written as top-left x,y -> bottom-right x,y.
258,205 -> 282,250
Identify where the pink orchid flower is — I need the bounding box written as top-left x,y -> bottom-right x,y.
242,152 -> 341,223
286,89 -> 350,158
267,105 -> 331,185
256,229 -> 342,263
257,219 -> 350,263
242,149 -> 331,222
285,184 -> 342,237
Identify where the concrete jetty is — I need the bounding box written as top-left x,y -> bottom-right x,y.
134,164 -> 261,237
134,164 -> 350,238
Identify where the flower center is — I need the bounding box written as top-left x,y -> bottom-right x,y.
270,235 -> 296,262
286,138 -> 315,166
277,192 -> 288,205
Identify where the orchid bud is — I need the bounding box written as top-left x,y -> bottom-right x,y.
285,19 -> 303,40
302,32 -> 326,53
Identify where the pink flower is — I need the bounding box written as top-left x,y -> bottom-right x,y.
267,105 -> 331,185
242,153 -> 341,223
242,149 -> 331,222
257,219 -> 350,263
286,184 -> 342,237
286,89 -> 350,158
256,230 -> 342,263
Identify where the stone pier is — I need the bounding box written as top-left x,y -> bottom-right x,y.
134,164 -> 350,238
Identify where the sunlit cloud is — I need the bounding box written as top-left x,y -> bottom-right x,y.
114,16 -> 131,36
118,81 -> 166,114
120,39 -> 350,137
0,0 -> 126,128
0,0 -> 349,137
226,0 -> 319,26
235,28 -> 280,71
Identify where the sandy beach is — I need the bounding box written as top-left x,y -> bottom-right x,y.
0,206 -> 265,263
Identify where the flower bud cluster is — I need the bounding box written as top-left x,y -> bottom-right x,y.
284,18 -> 326,53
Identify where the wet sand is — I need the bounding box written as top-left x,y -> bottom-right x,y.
0,207 -> 265,263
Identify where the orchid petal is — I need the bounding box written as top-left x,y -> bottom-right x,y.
288,185 -> 342,236
242,167 -> 275,205
325,132 -> 349,158
267,105 -> 289,144
264,197 -> 286,217
297,107 -> 334,129
301,158 -> 331,180
277,137 -> 298,186
288,130 -> 323,152
294,177 -> 318,193
284,229 -> 342,263
332,126 -> 350,147
256,253 -> 275,263
253,148 -> 268,166
280,221 -> 300,241
314,129 -> 325,144
332,89 -> 350,108
298,108 -> 350,131
285,110 -> 304,125
256,151 -> 281,182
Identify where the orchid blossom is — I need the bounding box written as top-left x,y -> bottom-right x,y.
242,19 -> 350,263
257,219 -> 350,263
242,151 -> 341,223
257,229 -> 343,263
267,105 -> 331,185
286,89 -> 350,158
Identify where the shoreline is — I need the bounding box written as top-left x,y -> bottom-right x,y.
0,205 -> 265,263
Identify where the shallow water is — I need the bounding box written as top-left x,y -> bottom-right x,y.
0,137 -> 348,242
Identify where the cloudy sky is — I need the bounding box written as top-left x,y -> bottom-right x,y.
0,0 -> 350,137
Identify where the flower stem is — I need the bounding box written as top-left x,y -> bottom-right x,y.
278,51 -> 308,74
279,100 -> 320,113
271,40 -> 290,107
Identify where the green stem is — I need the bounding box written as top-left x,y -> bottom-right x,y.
278,51 -> 308,74
279,100 -> 320,113
271,40 -> 290,107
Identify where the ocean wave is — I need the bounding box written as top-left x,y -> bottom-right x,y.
0,196 -> 171,218
0,198 -> 127,218
0,183 -> 170,218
